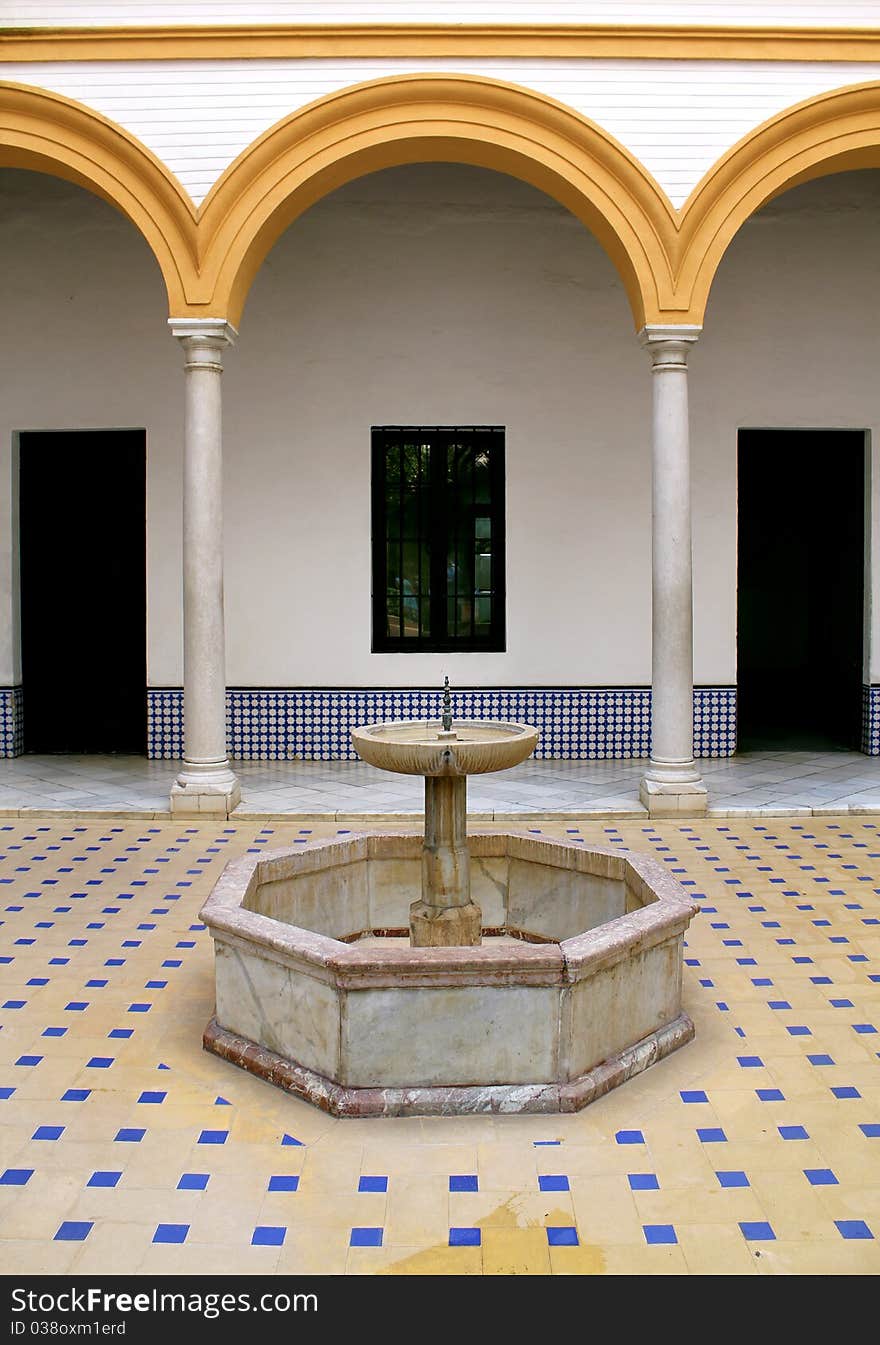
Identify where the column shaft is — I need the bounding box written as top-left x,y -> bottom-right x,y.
640,325 -> 707,815
168,318 -> 240,817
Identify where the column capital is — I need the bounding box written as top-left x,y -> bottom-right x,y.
168,317 -> 238,347
639,324 -> 701,370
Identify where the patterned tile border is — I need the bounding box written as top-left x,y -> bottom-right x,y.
862,684 -> 880,755
0,687 -> 24,758
146,686 -> 738,762
4,683 -> 870,761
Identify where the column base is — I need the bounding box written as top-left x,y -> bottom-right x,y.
410,899 -> 482,947
170,769 -> 241,818
639,774 -> 708,817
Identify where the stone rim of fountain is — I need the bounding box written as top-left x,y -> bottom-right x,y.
200,830 -> 698,1117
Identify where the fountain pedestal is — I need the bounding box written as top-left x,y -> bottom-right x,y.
412,776 -> 481,946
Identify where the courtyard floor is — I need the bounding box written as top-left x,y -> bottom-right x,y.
1,808 -> 879,1276
0,749 -> 878,818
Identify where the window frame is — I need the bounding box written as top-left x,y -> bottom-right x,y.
371,425 -> 506,654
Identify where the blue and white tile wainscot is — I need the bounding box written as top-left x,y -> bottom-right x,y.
0,687 -> 24,758
145,687 -> 738,762
862,685 -> 880,755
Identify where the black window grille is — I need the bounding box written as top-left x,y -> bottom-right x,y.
371,426 -> 506,652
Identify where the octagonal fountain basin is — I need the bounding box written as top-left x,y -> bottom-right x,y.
201,832 -> 698,1117
351,719 -> 540,776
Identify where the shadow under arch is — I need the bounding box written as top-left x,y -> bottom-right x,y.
0,81 -> 198,314
195,72 -> 680,330
678,81 -> 880,323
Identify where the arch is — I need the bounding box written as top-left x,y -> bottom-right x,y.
8,74 -> 876,331
0,81 -> 198,314
678,81 -> 880,323
195,73 -> 680,329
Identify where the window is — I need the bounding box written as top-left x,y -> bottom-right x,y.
371,426 -> 506,652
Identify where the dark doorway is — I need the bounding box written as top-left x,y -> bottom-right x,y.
19,429 -> 146,753
737,429 -> 865,751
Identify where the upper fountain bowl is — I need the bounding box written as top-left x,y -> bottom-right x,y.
351,720 -> 539,777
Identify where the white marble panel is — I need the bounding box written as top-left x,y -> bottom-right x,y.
507,858 -> 625,940
341,983 -> 558,1087
469,855 -> 508,927
214,940 -> 341,1077
252,860 -> 369,938
367,856 -> 421,929
563,938 -> 683,1078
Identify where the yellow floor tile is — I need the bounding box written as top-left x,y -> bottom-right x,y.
383,1245 -> 483,1274
480,1227 -> 552,1275
675,1222 -> 761,1275
385,1175 -> 450,1246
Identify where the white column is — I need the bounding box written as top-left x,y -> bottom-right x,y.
168,318 -> 240,817
639,324 -> 707,816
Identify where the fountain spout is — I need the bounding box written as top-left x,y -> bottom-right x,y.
438,675 -> 457,741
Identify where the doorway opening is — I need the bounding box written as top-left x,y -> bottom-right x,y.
737,428 -> 865,751
19,429 -> 146,754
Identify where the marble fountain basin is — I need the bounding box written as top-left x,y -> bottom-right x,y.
200,831 -> 698,1117
351,720 -> 540,776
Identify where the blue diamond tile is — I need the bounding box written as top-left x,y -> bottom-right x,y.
54,1221 -> 92,1242
0,1168 -> 33,1185
538,1175 -> 570,1192
716,1171 -> 749,1188
627,1173 -> 660,1191
177,1173 -> 210,1191
267,1176 -> 298,1193
358,1176 -> 388,1193
804,1169 -> 838,1186
697,1128 -> 727,1143
615,1130 -> 645,1145
87,1171 -> 121,1188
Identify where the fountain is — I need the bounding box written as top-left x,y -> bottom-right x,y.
351,679 -> 538,947
200,682 -> 698,1116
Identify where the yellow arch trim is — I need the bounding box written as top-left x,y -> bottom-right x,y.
5,24 -> 880,64
677,81 -> 880,322
196,73 -> 680,329
5,76 -> 880,331
0,81 -> 198,313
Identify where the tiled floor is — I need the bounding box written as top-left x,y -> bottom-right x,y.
0,750 -> 877,818
1,814 -> 878,1275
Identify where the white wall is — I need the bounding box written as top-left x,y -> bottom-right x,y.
5,57 -> 880,208
0,169 -> 181,687
0,161 -> 878,689
6,3 -> 880,27
692,168 -> 880,684
223,164 -> 648,687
